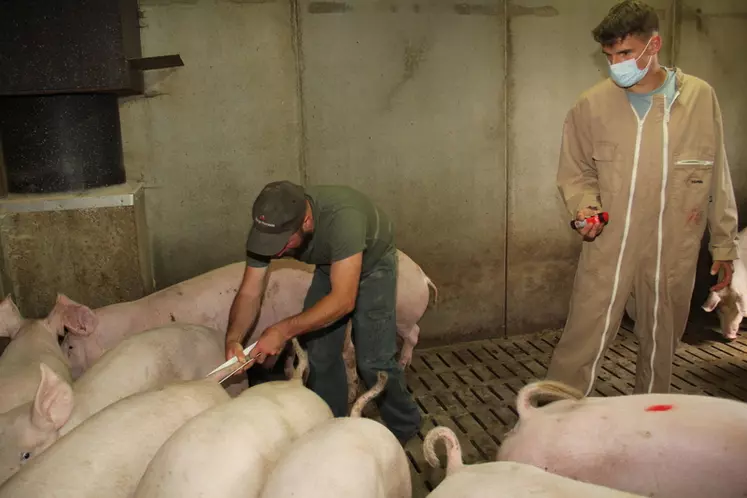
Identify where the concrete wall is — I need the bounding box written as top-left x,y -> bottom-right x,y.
117,0 -> 747,344
506,0 -> 673,334
675,0 -> 747,321
675,0 -> 747,219
298,1 -> 507,343
119,0 -> 302,286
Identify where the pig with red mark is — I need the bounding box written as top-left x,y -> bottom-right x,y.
702,228 -> 747,340
497,380 -> 747,498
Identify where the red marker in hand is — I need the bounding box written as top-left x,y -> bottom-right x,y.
571,212 -> 609,230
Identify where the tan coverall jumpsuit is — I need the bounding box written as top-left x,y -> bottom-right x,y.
547,68 -> 739,396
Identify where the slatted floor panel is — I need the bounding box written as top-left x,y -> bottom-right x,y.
402,323 -> 747,497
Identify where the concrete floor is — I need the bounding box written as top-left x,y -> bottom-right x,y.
403,320 -> 747,497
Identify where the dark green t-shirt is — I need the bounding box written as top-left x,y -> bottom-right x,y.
246,185 -> 394,275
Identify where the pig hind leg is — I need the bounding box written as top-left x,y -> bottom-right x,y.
398,323 -> 420,367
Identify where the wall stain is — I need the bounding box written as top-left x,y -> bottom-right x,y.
141,0 -> 278,4
139,0 -> 197,5
509,5 -> 558,18
305,2 -> 559,16
384,38 -> 430,111
454,3 -> 498,16
454,4 -> 558,17
308,1 -> 350,14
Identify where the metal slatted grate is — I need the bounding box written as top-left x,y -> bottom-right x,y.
403,325 -> 747,497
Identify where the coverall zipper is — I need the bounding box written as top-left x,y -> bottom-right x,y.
648,90 -> 681,393
585,103 -> 651,397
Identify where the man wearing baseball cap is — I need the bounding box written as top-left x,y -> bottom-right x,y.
224,180 -> 421,444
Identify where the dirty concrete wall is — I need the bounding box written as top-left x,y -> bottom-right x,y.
114,0 -> 747,344
506,0 -> 673,334
119,0 -> 302,286
675,0 -> 747,324
675,0 -> 747,221
298,1 -> 507,344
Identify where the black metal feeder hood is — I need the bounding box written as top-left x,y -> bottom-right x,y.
0,0 -> 183,194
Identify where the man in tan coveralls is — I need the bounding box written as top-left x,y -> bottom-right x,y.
547,0 -> 739,396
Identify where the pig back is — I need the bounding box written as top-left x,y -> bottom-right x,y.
134,381 -> 333,498
427,461 -> 645,497
62,262 -> 247,376
247,267 -> 312,344
0,379 -> 230,498
259,418 -> 411,498
497,393 -> 747,498
240,379 -> 333,432
61,324 -> 224,435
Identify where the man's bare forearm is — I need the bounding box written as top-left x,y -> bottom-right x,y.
225,291 -> 261,346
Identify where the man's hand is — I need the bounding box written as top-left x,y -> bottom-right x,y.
575,206 -> 604,241
710,260 -> 734,292
224,340 -> 254,376
252,322 -> 291,364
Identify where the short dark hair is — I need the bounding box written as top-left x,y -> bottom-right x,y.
592,0 -> 659,46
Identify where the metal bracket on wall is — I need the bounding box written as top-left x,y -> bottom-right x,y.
128,54 -> 184,71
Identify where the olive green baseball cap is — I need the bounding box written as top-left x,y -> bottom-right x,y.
246,181 -> 306,256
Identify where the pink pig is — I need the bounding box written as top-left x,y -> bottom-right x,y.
497,380 -> 747,498
424,426 -> 643,497
0,294 -> 94,414
61,250 -> 436,380
702,228 -> 747,340
60,262 -> 246,379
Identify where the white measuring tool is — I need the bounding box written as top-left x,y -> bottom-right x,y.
207,341 -> 258,381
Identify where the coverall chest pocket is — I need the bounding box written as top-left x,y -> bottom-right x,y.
592,141 -> 621,194
671,148 -> 714,211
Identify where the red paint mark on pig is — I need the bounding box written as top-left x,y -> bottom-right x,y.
645,404 -> 674,412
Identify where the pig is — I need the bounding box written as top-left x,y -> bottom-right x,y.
0,294 -> 95,414
258,370 -> 411,498
701,228 -> 747,340
61,323 -> 225,434
0,375 -> 230,496
423,426 -> 643,497
60,262 -> 248,379
272,249 -> 437,373
392,248 -> 438,366
496,380 -> 747,498
61,251 -> 435,391
0,295 -> 24,341
278,249 -> 437,403
0,324 -> 225,484
133,337 -> 333,498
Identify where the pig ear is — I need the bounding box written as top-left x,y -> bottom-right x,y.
702,291 -> 722,312
50,294 -> 98,337
31,363 -> 74,432
0,294 -> 23,339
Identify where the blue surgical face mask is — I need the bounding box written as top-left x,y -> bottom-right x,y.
608,37 -> 653,88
